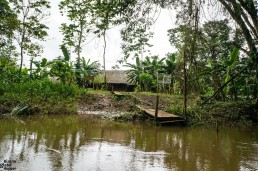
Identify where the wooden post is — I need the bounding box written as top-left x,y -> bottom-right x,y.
183,51 -> 187,118
155,95 -> 159,123
155,71 -> 159,123
111,86 -> 114,94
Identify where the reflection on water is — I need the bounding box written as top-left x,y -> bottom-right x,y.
0,115 -> 257,171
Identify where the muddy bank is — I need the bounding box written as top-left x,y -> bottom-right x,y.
78,93 -> 136,115
78,92 -> 258,126
78,93 -> 175,115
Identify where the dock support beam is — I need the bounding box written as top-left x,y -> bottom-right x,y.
154,95 -> 159,123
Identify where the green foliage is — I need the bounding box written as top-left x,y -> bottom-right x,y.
0,79 -> 80,115
167,19 -> 252,100
61,45 -> 70,61
168,25 -> 192,50
77,57 -> 100,87
125,56 -> 143,85
224,48 -> 239,83
59,0 -> 93,61
91,0 -> 127,34
139,73 -> 154,92
9,0 -> 50,71
0,0 -> 18,47
125,55 -> 166,92
121,26 -> 153,60
0,0 -> 257,120
116,1 -> 155,61
166,102 -> 182,116
228,48 -> 239,66
164,53 -> 177,74
31,57 -> 49,79
48,46 -> 74,84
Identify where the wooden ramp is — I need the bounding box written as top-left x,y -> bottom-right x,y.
136,105 -> 185,125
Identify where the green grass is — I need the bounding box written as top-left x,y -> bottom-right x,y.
0,79 -> 81,115
85,88 -> 110,95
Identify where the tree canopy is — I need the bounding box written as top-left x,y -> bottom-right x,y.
0,0 -> 258,106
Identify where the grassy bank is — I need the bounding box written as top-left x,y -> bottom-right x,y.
131,92 -> 258,126
187,101 -> 258,126
0,79 -> 82,116
165,96 -> 258,126
1,84 -> 257,127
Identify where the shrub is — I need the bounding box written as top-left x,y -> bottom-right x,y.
0,79 -> 81,115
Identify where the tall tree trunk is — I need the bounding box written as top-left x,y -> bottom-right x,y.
77,21 -> 83,63
255,59 -> 258,108
103,29 -> 107,88
19,44 -> 23,75
75,21 -> 83,86
19,14 -> 27,76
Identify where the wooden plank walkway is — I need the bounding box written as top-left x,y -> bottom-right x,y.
136,105 -> 185,124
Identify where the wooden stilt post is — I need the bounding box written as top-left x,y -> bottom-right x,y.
155,71 -> 159,124
155,95 -> 159,123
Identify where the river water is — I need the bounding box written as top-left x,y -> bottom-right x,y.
0,115 -> 257,171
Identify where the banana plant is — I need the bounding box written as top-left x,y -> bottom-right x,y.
124,56 -> 143,85
224,48 -> 239,83
31,58 -> 49,79
48,45 -> 75,84
142,56 -> 165,77
78,57 -> 100,87
224,48 -> 239,100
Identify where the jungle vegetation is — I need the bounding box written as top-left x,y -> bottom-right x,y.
0,0 -> 257,123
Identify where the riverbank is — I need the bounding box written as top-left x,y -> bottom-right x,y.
0,80 -> 81,116
78,91 -> 258,126
0,84 -> 257,126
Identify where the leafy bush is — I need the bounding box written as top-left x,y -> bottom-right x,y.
139,73 -> 155,91
0,79 -> 81,115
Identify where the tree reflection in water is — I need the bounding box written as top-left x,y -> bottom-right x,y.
0,115 -> 257,170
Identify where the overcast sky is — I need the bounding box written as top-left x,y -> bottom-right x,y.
27,1 -> 177,70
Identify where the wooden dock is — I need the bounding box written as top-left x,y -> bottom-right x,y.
136,105 -> 185,125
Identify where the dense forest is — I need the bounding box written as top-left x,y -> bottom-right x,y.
0,0 -> 257,124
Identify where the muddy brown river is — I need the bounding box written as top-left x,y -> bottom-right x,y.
0,115 -> 257,171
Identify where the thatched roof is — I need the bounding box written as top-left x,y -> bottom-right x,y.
97,70 -> 132,85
